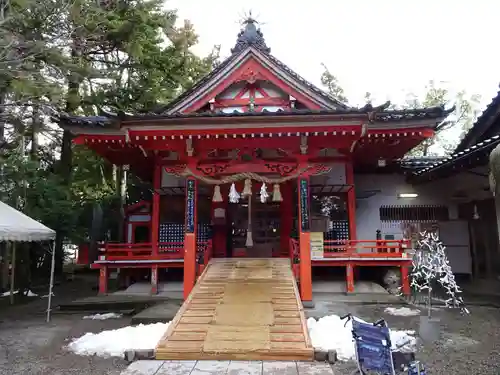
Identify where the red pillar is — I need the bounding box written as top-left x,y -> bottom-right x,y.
99,266 -> 108,295
401,265 -> 411,296
345,161 -> 357,240
280,182 -> 292,258
151,164 -> 162,255
151,265 -> 158,294
298,177 -> 313,303
184,177 -> 197,300
346,263 -> 355,293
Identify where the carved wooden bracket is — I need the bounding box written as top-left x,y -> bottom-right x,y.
186,139 -> 194,157
236,67 -> 265,84
196,163 -> 230,176
264,163 -> 298,176
310,164 -> 332,176
164,164 -> 187,176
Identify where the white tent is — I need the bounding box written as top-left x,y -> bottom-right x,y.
0,200 -> 56,322
0,201 -> 56,241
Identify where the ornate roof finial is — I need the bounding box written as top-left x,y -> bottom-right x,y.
231,11 -> 270,54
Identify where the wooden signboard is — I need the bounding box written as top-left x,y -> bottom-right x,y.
310,232 -> 324,259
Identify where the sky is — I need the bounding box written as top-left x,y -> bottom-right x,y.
167,0 -> 500,113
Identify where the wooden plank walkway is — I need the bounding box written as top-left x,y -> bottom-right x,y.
155,258 -> 314,361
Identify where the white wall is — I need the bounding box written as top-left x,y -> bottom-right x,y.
354,173 -> 457,241
354,173 -> 471,274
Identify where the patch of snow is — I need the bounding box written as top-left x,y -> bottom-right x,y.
307,314 -> 416,361
41,292 -> 55,298
384,307 -> 421,317
67,322 -> 169,357
82,313 -> 123,320
1,290 -> 18,297
1,290 -> 37,297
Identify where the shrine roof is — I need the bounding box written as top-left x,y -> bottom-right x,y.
155,17 -> 349,113
454,86 -> 500,153
57,104 -> 453,129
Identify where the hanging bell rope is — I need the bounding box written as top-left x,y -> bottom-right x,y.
212,185 -> 223,202
246,193 -> 253,247
272,183 -> 283,202
260,182 -> 269,203
229,183 -> 240,203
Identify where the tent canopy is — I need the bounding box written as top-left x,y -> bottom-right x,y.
0,201 -> 56,242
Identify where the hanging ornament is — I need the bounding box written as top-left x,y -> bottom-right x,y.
245,230 -> 254,247
229,183 -> 240,203
259,182 -> 269,203
212,185 -> 223,202
242,178 -> 252,197
473,204 -> 480,220
272,183 -> 282,202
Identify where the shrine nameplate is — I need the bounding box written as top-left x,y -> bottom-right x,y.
186,179 -> 196,233
299,178 -> 310,231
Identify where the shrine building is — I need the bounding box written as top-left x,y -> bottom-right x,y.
57,18 -> 457,304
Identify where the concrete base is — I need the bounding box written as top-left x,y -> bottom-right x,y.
114,282 -> 184,300
124,349 -> 155,362
131,300 -> 182,324
312,280 -> 389,294
302,300 -> 315,308
304,291 -> 406,319
314,349 -> 337,364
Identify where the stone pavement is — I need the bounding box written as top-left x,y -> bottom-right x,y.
121,360 -> 336,375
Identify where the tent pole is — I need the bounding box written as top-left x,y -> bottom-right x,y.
46,241 -> 56,323
10,242 -> 16,305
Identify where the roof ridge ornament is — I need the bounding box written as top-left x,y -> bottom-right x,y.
231,11 -> 271,55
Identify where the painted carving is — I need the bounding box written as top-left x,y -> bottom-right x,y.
264,163 -> 298,176
310,164 -> 332,176
196,163 -> 229,176
237,67 -> 265,84
164,164 -> 187,176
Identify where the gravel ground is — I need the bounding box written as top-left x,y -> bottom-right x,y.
0,314 -> 129,375
0,276 -> 129,375
1,276 -> 499,375
331,304 -> 500,375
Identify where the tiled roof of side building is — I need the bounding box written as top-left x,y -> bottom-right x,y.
410,134 -> 500,181
454,86 -> 500,153
399,156 -> 447,168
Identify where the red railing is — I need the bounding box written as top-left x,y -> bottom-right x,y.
323,239 -> 409,257
99,240 -> 212,262
288,238 -> 410,259
289,238 -> 299,260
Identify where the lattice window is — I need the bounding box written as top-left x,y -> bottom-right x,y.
379,205 -> 449,222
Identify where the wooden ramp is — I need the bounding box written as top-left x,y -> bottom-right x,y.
155,258 -> 314,361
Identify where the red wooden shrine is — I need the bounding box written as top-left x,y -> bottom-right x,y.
58,18 -> 451,302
